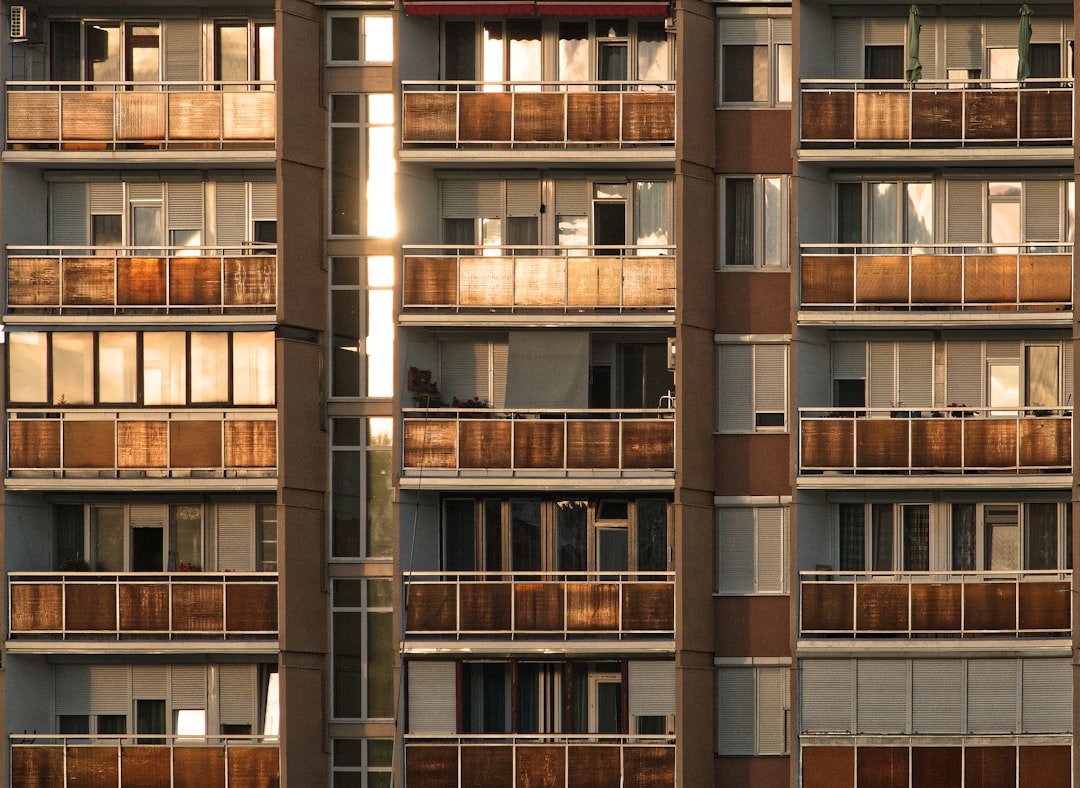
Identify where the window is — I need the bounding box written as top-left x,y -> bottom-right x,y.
332,578 -> 394,720
330,256 -> 395,399
864,44 -> 904,80
720,175 -> 788,269
719,16 -> 791,106
717,340 -> 788,432
717,506 -> 789,593
945,338 -> 1073,410
330,94 -> 396,238
214,20 -> 274,88
717,664 -> 790,755
838,503 -> 930,572
835,180 -> 933,249
331,418 -> 393,560
332,738 -> 394,788
951,502 -> 1071,572
328,13 -> 393,64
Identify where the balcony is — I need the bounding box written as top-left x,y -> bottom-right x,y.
800,78 -> 1072,148
401,81 -> 675,150
799,407 -> 1071,478
10,736 -> 278,788
404,571 -> 674,641
402,246 -> 675,318
7,246 -> 276,318
800,244 -> 1071,317
6,82 -> 275,151
799,571 -> 1070,639
401,409 -> 674,483
8,572 -> 277,643
7,410 -> 276,483
405,736 -> 675,788
802,739 -> 1069,788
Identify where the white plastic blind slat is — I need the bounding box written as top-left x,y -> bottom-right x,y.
216,182 -> 247,246
719,345 -> 753,432
946,341 -> 982,405
946,181 -> 983,243
491,341 -> 509,409
868,342 -> 895,408
217,504 -> 256,571
967,659 -> 1018,733
833,19 -> 863,79
219,665 -> 256,725
912,660 -> 964,733
984,19 -> 1015,49
554,180 -> 588,215
717,508 -> 755,593
772,18 -> 791,44
408,662 -> 457,734
167,183 -> 204,230
164,19 -> 201,81
50,183 -> 88,245
721,17 -> 768,45
628,661 -> 675,717
506,181 -> 540,217
920,19 -> 939,80
128,183 -> 162,202
985,340 -> 1021,362
801,660 -> 854,733
89,182 -> 123,215
946,20 -> 982,70
754,344 -> 786,413
897,342 -> 933,408
129,504 -> 166,529
171,666 -> 207,709
857,659 -> 909,733
1021,658 -> 1071,733
717,667 -> 755,754
56,665 -> 91,715
865,18 -> 903,45
132,665 -> 167,700
1024,181 -> 1062,242
1029,17 -> 1062,45
440,341 -> 488,405
1063,342 -> 1073,404
756,507 -> 787,594
250,181 -> 277,222
442,180 -> 501,219
757,667 -> 788,755
832,342 -> 867,379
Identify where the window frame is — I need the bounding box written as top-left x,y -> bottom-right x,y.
717,14 -> 792,108
716,663 -> 791,756
718,175 -> 789,270
331,577 -> 394,721
326,12 -> 394,65
330,417 -> 394,561
716,338 -> 790,433
716,505 -> 790,595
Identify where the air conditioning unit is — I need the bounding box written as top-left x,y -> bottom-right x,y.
10,5 -> 26,41
663,16 -> 676,33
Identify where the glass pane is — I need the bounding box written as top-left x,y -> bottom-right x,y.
175,710 -> 206,738
367,114 -> 396,238
637,22 -> 670,83
636,499 -> 668,572
871,504 -> 893,571
367,607 -> 394,717
173,505 -> 202,571
723,45 -> 767,102
508,20 -> 542,89
136,700 -> 166,743
233,332 -> 276,405
595,679 -> 621,733
905,182 -> 934,246
989,201 -> 1021,251
839,504 -> 866,571
559,23 -> 589,85
598,41 -> 628,87
190,332 -> 229,403
725,179 -> 754,265
634,180 -> 670,249
127,24 -> 160,83
257,25 -> 275,83
87,25 -> 120,82
776,44 -> 792,103
483,500 -> 503,571
333,610 -> 363,717
366,289 -> 394,397
10,332 -> 47,402
131,526 -> 164,572
364,17 -> 393,63
763,177 -> 782,266
869,182 -> 898,246
330,17 -> 359,62
443,500 -> 476,571
331,125 -> 360,236
143,333 -> 186,405
217,24 -> 249,82
836,183 -> 863,244
482,22 -> 504,89
92,506 -> 125,572
556,501 -> 587,572
951,504 -> 976,571
332,450 -> 362,557
52,332 -> 94,404
1025,502 -> 1058,570
989,47 -> 1019,82
366,448 -> 392,558
985,505 -> 1019,570
132,204 -> 163,250
1026,346 -> 1059,408
989,362 -> 1020,414
902,505 -> 929,571
510,499 -> 542,571
597,528 -> 629,572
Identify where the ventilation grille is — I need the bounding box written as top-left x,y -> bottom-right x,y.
10,6 -> 25,41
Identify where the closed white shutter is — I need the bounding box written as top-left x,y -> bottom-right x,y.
55,665 -> 92,715
721,17 -> 769,45
128,183 -> 162,203
219,665 -> 256,726
920,19 -> 940,80
1021,658 -> 1071,733
129,504 -> 166,529
856,659 -> 909,733
1029,17 -> 1062,44
168,183 -> 204,232
757,667 -> 789,755
407,662 -> 457,734
171,666 -> 207,709
985,340 -> 1020,362
1024,181 -> 1061,243
801,660 -> 854,733
628,661 -> 675,717
719,345 -> 753,432
832,342 -> 867,379
164,19 -> 202,81
754,344 -> 787,424
216,182 -> 247,247
491,341 -> 508,408
1063,342 -> 1073,405
897,342 -> 933,408
967,659 -> 1018,733
132,665 -> 167,700
865,17 -> 903,45
912,659 -> 964,733
868,342 -> 895,408
50,183 -> 88,245
756,507 -> 787,594
90,666 -> 131,715
250,181 -> 277,222
946,20 -> 982,70
832,19 -> 864,79
772,18 -> 792,45
440,341 -> 488,404
506,181 -> 540,217
217,504 -> 256,571
717,508 -> 755,593
554,180 -> 588,216
89,182 -> 123,215
945,341 -> 983,405
984,19 -> 1014,48
717,667 -> 755,754
442,180 -> 501,219
945,181 -> 983,244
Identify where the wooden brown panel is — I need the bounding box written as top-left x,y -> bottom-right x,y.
1018,254 -> 1071,305
567,746 -> 621,788
801,255 -> 854,305
801,91 -> 854,140
801,420 -> 854,469
8,92 -> 60,141
403,256 -> 458,306
1019,89 -> 1071,140
65,583 -> 117,631
515,583 -> 564,631
61,92 -> 115,140
64,421 -> 116,468
458,419 -> 513,468
622,582 -> 675,632
170,257 -> 222,305
224,421 -> 276,468
622,420 -> 674,468
403,93 -> 457,142
10,583 -> 62,631
117,258 -> 167,305
513,93 -> 566,142
173,747 -> 225,788
117,421 -> 168,468
1018,745 -> 1070,788
67,745 -> 120,788
172,582 -> 224,632
223,257 -> 276,306
910,419 -> 963,469
225,583 -> 278,633
405,745 -> 458,788
1018,417 -> 1069,468
514,257 -> 567,306
222,92 -> 275,141
856,584 -> 909,632
566,582 -> 619,630
462,745 -> 514,788
515,420 -> 565,468
965,91 -> 1018,140
964,255 -> 1017,304
802,747 -> 855,788
404,584 -> 456,632
9,258 -> 61,306
63,257 -> 116,305
855,92 -> 909,141
801,583 -> 854,632
9,420 -> 60,468
567,420 -> 618,468
624,746 -> 675,788
911,255 -> 962,304
910,583 -> 961,632
459,582 -> 512,631
911,747 -> 962,788
226,747 -> 279,788
856,256 -> 909,304
459,93 -> 512,142
567,257 -> 622,306
170,421 -> 223,469
964,419 -> 1017,469
911,91 -> 964,139
855,419 -> 909,468
965,746 -> 1015,788
567,93 -> 620,142
460,257 -> 513,306
117,92 -> 166,140
857,746 -> 908,788
168,93 -> 222,140
622,92 -> 675,142
119,583 -> 169,632
623,257 -> 675,307
1018,581 -> 1070,632
516,746 -> 566,788
12,746 -> 65,788
120,745 -> 171,788
964,583 -> 1017,633
403,420 -> 457,468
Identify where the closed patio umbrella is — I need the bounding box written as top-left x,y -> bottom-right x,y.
1017,4 -> 1033,80
905,5 -> 922,83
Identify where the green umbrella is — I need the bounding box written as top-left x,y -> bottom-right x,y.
905,5 -> 922,83
1017,4 -> 1033,81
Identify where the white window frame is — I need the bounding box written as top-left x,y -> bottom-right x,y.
716,505 -> 789,594
718,175 -> 789,270
716,336 -> 789,433
326,12 -> 393,65
716,661 -> 791,756
717,14 -> 792,107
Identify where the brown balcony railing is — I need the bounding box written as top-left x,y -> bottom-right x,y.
799,407 -> 1071,475
403,245 -> 675,314
800,78 -> 1072,147
7,410 -> 277,479
9,572 -> 278,639
401,409 -> 675,477
404,571 -> 674,639
799,570 -> 1070,638
405,736 -> 675,788
800,244 -> 1072,312
402,81 -> 675,149
7,81 -> 276,150
7,245 -> 276,316
11,735 -> 279,788
802,738 -> 1069,788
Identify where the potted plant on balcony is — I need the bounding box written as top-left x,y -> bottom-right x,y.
407,367 -> 442,407
58,556 -> 90,572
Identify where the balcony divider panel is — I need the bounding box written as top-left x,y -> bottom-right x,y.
623,257 -> 674,306
515,583 -> 564,631
64,258 -> 115,304
514,420 -> 564,468
120,746 -> 172,785
171,258 -> 223,304
224,421 -> 276,468
224,257 -> 276,306
170,421 -> 223,468
459,94 -> 512,142
802,747 -> 855,788
855,92 -> 908,141
801,255 -> 854,305
118,93 -> 167,141
910,583 -> 962,631
67,746 -> 120,786
801,420 -> 854,469
963,420 -> 1017,468
8,258 -> 59,305
855,420 -> 908,468
567,257 -> 623,306
458,420 -> 513,468
223,93 -> 275,140
404,584 -> 456,631
117,421 -> 169,468
566,93 -> 619,142
855,584 -> 908,632
566,582 -> 620,630
8,92 -> 60,140
966,747 -> 1016,786
855,256 -> 908,304
462,745 -> 515,788
567,420 -> 619,468
910,255 -> 962,303
11,746 -> 65,788
514,257 -> 566,306
10,584 -> 62,631
801,92 -> 854,140
61,93 -> 114,142
622,93 -> 674,142
801,582 -> 855,632
405,745 -> 459,788
856,746 -> 908,788
622,421 -> 674,468
404,256 -> 457,305
172,583 -> 224,632
963,583 -> 1017,632
169,93 -> 222,140
225,583 -> 278,632
403,421 -> 457,468
459,582 -> 512,631
118,258 -> 169,305
402,93 -> 457,142
119,583 -> 169,631
1017,581 -> 1070,631
965,92 -> 1017,139
568,746 -> 621,788
9,420 -> 61,468
964,256 -> 1017,304
516,747 -> 566,788
1018,418 -> 1069,467
514,93 -> 565,142
1018,254 -> 1071,304
623,746 -> 676,788
228,747 -> 281,788
910,419 -> 962,468
460,257 -> 513,305
1018,746 -> 1071,787
911,91 -> 963,139
1019,89 -> 1071,139
65,583 -> 117,631
622,582 -> 675,631
174,747 -> 226,788
64,422 -> 116,468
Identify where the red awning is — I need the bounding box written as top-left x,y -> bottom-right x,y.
405,2 -> 536,15
535,1 -> 667,14
404,0 -> 668,15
